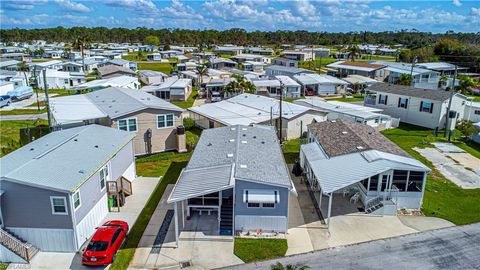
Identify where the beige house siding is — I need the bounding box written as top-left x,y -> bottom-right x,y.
111,108 -> 183,155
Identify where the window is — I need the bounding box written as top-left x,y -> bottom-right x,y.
360,178 -> 369,190
398,98 -> 408,109
378,94 -> 388,105
77,79 -> 82,83
50,196 -> 68,215
118,118 -> 137,132
247,203 -> 260,208
419,101 -> 433,113
262,203 -> 275,208
157,113 -> 174,129
392,170 -> 408,191
86,241 -> 108,252
369,175 -> 379,191
64,79 -> 69,84
474,110 -> 480,115
73,191 -> 81,209
111,229 -> 122,245
99,165 -> 108,191
407,171 -> 424,192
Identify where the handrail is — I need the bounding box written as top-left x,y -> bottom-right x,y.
365,195 -> 382,210
0,228 -> 31,261
121,176 -> 132,195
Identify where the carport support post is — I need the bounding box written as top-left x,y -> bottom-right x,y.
181,200 -> 185,229
327,193 -> 333,234
174,202 -> 179,247
318,189 -> 322,210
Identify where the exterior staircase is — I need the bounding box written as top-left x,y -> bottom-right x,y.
0,227 -> 40,262
219,198 -> 233,236
364,196 -> 384,214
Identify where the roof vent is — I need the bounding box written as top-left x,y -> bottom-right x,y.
241,141 -> 247,144
240,164 -> 248,168
253,136 -> 257,139
356,146 -> 364,150
242,134 -> 246,137
342,131 -> 348,134
94,145 -> 99,148
29,148 -> 34,151
229,139 -> 235,142
261,141 -> 265,144
79,170 -> 84,174
230,127 -> 236,130
207,143 -> 212,146
331,120 -> 336,122
227,153 -> 234,158
74,139 -> 78,142
242,128 -> 247,130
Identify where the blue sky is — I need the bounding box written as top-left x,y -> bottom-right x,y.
1,0 -> 479,32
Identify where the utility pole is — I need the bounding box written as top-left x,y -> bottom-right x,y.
444,65 -> 457,140
409,56 -> 418,87
279,81 -> 284,142
33,66 -> 40,111
42,69 -> 52,129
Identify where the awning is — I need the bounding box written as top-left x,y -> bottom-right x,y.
243,189 -> 280,204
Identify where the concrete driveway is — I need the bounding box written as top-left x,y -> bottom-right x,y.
285,166 -> 455,255
10,177 -> 160,270
414,146 -> 480,189
130,184 -> 243,270
224,223 -> 480,270
0,92 -> 51,111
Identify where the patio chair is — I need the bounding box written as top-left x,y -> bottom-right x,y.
350,192 -> 360,204
342,188 -> 350,198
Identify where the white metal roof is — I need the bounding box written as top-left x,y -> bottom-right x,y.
73,76 -> 138,90
294,98 -> 386,120
326,61 -> 384,72
50,95 -> 107,125
301,143 -> 430,193
294,73 -> 348,85
276,75 -> 300,87
189,100 -> 271,125
342,75 -> 379,85
252,79 -> 280,88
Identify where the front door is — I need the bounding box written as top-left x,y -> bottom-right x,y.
380,174 -> 391,192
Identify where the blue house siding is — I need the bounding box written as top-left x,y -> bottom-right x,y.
234,179 -> 289,217
0,180 -> 73,229
109,140 -> 135,181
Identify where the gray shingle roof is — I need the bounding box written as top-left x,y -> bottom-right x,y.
308,119 -> 409,158
86,87 -> 183,119
0,125 -> 135,192
98,65 -> 135,76
168,125 -> 292,203
368,82 -> 452,101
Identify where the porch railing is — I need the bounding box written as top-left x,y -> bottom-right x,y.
365,195 -> 383,210
0,228 -> 37,262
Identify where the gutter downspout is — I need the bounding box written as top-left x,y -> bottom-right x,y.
68,193 -> 79,252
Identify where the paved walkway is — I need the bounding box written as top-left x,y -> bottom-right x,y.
130,184 -> 243,270
11,177 -> 160,270
0,113 -> 47,120
223,223 -> 480,270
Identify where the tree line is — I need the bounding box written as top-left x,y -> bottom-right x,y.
1,27 -> 479,48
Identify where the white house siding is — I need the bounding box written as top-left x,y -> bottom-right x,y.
286,113 -> 326,140
318,84 -> 337,95
464,104 -> 480,123
189,111 -> 226,129
75,193 -> 108,250
6,227 -> 75,252
0,244 -> 27,263
122,161 -> 136,182
235,215 -> 288,232
369,93 -> 445,129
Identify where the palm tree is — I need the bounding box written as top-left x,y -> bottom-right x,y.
347,45 -> 360,61
72,36 -> 90,74
17,61 -> 30,88
271,262 -> 310,270
196,64 -> 209,89
396,74 -> 412,86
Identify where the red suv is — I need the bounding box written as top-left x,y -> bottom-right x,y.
82,220 -> 129,266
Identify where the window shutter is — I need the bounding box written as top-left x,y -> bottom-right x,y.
378,94 -> 382,104
430,103 -> 434,113
398,98 -> 401,107
419,101 -> 423,111
405,99 -> 408,108
385,95 -> 388,104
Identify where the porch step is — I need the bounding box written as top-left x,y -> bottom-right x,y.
0,228 -> 40,262
365,202 -> 384,214
220,202 -> 233,234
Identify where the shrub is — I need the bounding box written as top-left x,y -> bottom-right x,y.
183,117 -> 196,130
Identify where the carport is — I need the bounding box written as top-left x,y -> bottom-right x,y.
167,164 -> 234,247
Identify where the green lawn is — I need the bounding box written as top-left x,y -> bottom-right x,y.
122,53 -> 147,61
186,127 -> 202,150
325,94 -> 365,102
282,138 -> 300,164
171,88 -> 199,109
135,151 -> 192,177
110,160 -> 187,270
137,62 -> 173,74
234,238 -> 288,263
0,119 -> 48,157
358,55 -> 396,62
381,123 -> 480,225
283,96 -> 305,103
0,263 -> 8,270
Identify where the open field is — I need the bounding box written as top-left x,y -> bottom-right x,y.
137,62 -> 173,74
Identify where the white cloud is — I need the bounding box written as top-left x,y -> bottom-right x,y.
54,0 -> 92,13
471,7 -> 480,16
161,0 -> 203,20
452,0 -> 461,7
2,0 -> 47,11
103,0 -> 158,15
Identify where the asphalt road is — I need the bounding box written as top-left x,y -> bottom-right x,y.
223,223 -> 480,270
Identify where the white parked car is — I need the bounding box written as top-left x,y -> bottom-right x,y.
211,91 -> 222,102
0,95 -> 12,108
